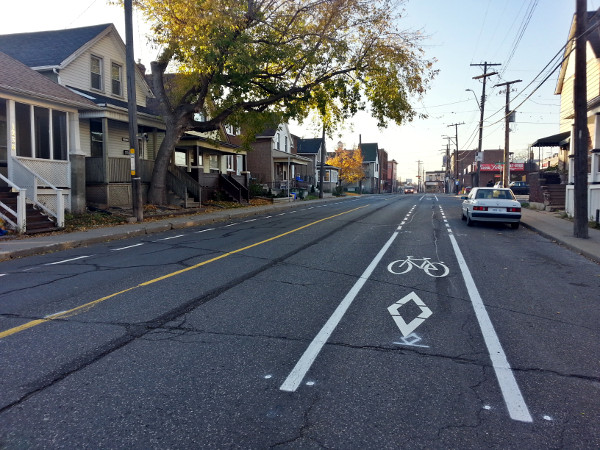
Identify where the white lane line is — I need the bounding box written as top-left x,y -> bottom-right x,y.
0,274 -> 5,277
265,216 -> 273,219
244,219 -> 257,223
195,228 -> 215,233
44,255 -> 90,265
280,212 -> 411,392
155,234 -> 185,241
277,213 -> 286,216
442,207 -> 532,423
289,211 -> 297,214
224,223 -> 239,227
112,243 -> 144,251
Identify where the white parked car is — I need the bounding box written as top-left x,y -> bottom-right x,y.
461,187 -> 521,229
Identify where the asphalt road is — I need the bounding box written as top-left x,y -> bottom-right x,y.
0,194 -> 598,448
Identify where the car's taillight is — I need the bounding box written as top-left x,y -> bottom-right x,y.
473,206 -> 488,211
507,207 -> 521,212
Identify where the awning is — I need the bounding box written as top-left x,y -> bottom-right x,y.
272,149 -> 310,165
530,131 -> 570,147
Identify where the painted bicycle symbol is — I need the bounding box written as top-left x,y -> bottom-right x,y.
387,256 -> 449,278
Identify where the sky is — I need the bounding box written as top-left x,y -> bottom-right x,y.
3,0 -> 598,182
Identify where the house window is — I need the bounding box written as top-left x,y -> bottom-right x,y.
15,102 -> 32,157
52,111 -> 68,160
226,155 -> 234,171
285,136 -> 288,153
0,99 -> 7,164
91,56 -> 103,90
111,62 -> 122,96
276,133 -> 280,150
90,119 -> 103,157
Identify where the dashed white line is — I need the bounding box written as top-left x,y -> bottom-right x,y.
195,228 -> 215,233
244,219 -> 257,223
44,256 -> 91,265
112,243 -> 144,251
224,223 -> 239,227
155,234 -> 185,241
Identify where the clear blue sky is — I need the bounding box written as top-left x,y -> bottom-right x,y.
4,0 -> 597,181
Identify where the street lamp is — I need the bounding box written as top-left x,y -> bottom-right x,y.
465,89 -> 480,111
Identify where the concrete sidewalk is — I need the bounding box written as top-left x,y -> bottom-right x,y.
1,197 -> 600,264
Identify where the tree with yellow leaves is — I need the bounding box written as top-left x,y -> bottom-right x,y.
327,147 -> 364,187
127,0 -> 436,204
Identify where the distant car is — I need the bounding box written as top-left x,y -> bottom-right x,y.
509,181 -> 530,195
461,187 -> 521,229
404,186 -> 414,194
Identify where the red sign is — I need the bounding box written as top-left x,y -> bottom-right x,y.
480,163 -> 524,171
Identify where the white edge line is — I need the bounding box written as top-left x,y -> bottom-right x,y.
448,231 -> 532,423
45,255 -> 90,265
0,273 -> 6,277
280,229 -> 400,392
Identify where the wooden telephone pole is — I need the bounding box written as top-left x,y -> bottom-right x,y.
574,0 -> 589,238
495,79 -> 522,188
447,122 -> 464,193
471,62 -> 501,187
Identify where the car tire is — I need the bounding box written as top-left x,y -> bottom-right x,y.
466,213 -> 474,227
510,222 -> 520,229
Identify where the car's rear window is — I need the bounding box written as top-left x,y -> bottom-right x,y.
475,189 -> 513,199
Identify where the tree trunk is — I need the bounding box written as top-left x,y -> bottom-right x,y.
147,121 -> 183,205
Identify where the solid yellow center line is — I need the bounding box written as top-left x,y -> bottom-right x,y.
0,205 -> 367,340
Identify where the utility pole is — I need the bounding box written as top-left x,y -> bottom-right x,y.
125,0 -> 143,221
416,160 -> 423,192
318,124 -> 326,199
447,122 -> 464,193
574,0 -> 589,238
471,62 -> 501,187
495,79 -> 522,187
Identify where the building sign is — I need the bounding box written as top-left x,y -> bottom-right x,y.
480,163 -> 524,171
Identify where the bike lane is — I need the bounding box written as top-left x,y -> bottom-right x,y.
280,195 -> 545,447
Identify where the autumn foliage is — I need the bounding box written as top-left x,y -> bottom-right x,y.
327,148 -> 364,185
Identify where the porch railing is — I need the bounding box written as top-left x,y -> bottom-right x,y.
11,158 -> 64,227
220,174 -> 249,203
168,166 -> 201,205
86,157 -> 155,183
0,173 -> 27,233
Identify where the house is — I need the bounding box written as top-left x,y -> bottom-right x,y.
386,159 -> 399,193
0,50 -> 98,232
145,74 -> 250,204
360,143 -> 379,193
378,147 -> 388,194
0,24 -> 165,209
552,11 -> 600,219
293,137 -> 339,193
0,23 -> 249,209
245,123 -> 311,195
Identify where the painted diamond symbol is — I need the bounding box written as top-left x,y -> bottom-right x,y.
388,292 -> 432,337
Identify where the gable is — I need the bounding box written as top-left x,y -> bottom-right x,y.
360,143 -> 379,162
297,138 -> 322,154
0,51 -> 97,110
0,24 -> 112,69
